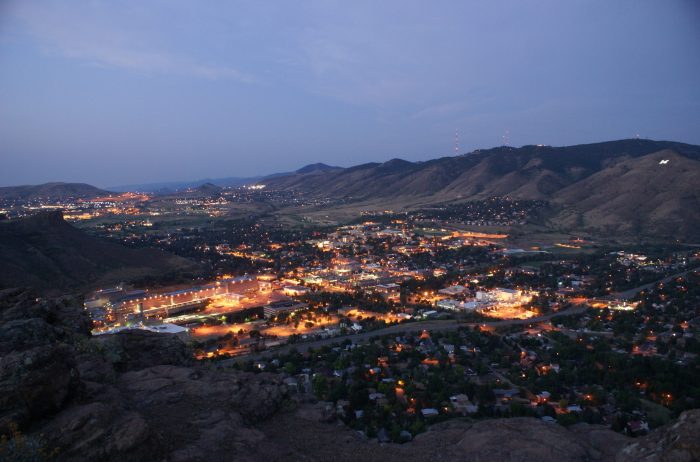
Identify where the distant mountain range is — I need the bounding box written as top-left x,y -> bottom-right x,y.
264,139 -> 700,199
108,176 -> 258,193
262,139 -> 700,239
2,140 -> 698,239
0,164 -> 342,200
107,163 -> 342,193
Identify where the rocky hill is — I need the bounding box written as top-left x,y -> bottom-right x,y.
263,139 -> 700,239
1,288 -> 698,462
0,182 -> 111,201
0,212 -> 198,294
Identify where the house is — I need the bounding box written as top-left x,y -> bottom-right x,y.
450,394 -> 478,414
283,377 -> 299,393
494,388 -> 520,402
442,343 -> 455,354
336,400 -> 350,417
627,420 -> 649,435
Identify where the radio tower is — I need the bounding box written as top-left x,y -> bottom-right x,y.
502,129 -> 510,147
454,129 -> 460,155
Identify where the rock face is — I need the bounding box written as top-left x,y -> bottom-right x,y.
615,409 -> 700,462
0,289 -> 289,462
0,288 -> 88,433
39,365 -> 288,462
91,329 -> 194,372
253,406 -> 630,462
0,288 -> 697,462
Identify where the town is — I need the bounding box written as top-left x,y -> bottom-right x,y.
3,3 -> 699,459
3,184 -> 699,443
55,188 -> 699,443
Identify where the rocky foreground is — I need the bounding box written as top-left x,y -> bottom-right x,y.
0,288 -> 698,462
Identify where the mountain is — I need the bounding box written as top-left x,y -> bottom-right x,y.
0,182 -> 112,201
552,149 -> 700,237
0,211 -> 199,294
262,139 -> 700,239
195,182 -> 223,194
1,288 -> 698,462
109,176 -> 261,193
176,182 -> 224,197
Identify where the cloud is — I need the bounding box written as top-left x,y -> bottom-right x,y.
7,1 -> 254,82
57,43 -> 254,82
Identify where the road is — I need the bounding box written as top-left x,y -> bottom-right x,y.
609,268 -> 695,300
239,304 -> 588,361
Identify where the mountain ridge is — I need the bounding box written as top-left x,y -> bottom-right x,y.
260,139 -> 700,239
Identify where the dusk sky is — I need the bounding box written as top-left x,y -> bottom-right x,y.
1,1 -> 699,188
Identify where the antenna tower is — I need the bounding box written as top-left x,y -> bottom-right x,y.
502,130 -> 510,147
454,129 -> 460,155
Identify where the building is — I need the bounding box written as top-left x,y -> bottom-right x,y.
93,322 -> 189,340
87,275 -> 258,324
283,285 -> 311,296
438,285 -> 467,296
450,394 -> 478,414
263,300 -> 308,319
437,299 -> 477,311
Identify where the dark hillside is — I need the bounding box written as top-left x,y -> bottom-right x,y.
0,212 -> 199,294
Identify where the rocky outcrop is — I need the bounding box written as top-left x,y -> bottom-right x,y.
0,288 -> 697,462
91,329 -> 193,372
0,288 -> 290,462
0,288 -> 87,433
615,409 -> 700,462
253,406 -> 630,462
38,366 -> 289,462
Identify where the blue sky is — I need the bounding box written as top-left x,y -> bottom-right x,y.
1,0 -> 699,187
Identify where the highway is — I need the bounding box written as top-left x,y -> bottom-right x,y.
608,268 -> 696,300
230,268 -> 699,362
239,304 -> 589,361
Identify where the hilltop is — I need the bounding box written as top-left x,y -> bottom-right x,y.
0,212 -> 199,294
294,162 -> 343,175
0,182 -> 111,201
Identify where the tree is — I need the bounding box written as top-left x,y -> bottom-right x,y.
313,375 -> 328,398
